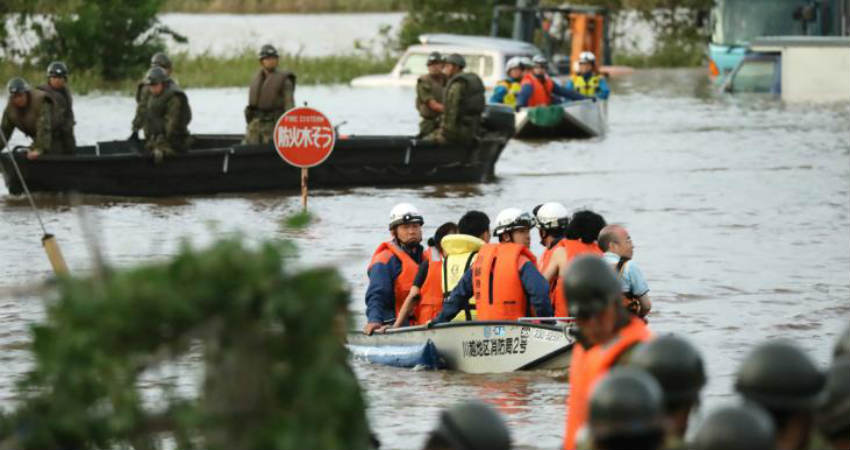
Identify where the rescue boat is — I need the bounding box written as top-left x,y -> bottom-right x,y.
347,320 -> 574,374
514,99 -> 606,139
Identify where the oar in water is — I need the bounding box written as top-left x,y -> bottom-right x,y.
0,134 -> 69,276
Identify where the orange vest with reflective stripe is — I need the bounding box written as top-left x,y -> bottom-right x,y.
368,241 -> 421,319
414,247 -> 444,325
522,72 -> 554,107
472,243 -> 537,321
563,317 -> 652,450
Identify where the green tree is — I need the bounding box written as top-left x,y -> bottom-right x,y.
398,0 -> 516,48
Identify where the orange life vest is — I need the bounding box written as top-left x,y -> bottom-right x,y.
563,317 -> 652,450
368,241 -> 421,320
414,247 -> 444,325
553,240 -> 604,317
522,72 -> 554,107
539,239 -> 569,317
565,239 -> 603,262
472,243 -> 537,321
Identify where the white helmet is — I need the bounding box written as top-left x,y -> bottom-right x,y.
535,202 -> 569,232
518,56 -> 533,69
579,51 -> 596,64
505,56 -> 523,73
388,203 -> 424,230
493,208 -> 536,237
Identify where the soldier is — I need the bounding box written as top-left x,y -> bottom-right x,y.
585,367 -> 665,450
131,52 -> 175,141
415,51 -> 445,137
425,53 -> 485,146
816,357 -> 850,450
421,401 -> 511,450
691,403 -> 776,450
244,44 -> 295,145
629,335 -> 706,449
136,67 -> 192,162
734,340 -> 826,450
1,77 -> 55,160
36,61 -> 76,154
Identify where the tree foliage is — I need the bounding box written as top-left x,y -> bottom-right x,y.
398,0 -> 516,48
0,238 -> 371,450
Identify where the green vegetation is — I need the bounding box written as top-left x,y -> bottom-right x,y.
163,0 -> 404,13
0,237 -> 371,450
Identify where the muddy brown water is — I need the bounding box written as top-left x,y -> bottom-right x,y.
1,69 -> 848,449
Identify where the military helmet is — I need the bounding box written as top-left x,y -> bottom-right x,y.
46,61 -> 69,78
692,403 -> 775,450
6,77 -> 31,94
427,401 -> 511,450
534,202 -> 569,233
532,54 -> 548,66
426,51 -> 443,65
144,66 -> 170,85
493,208 -> 536,237
258,44 -> 279,59
444,53 -> 466,69
150,52 -> 172,69
817,357 -> 850,439
588,367 -> 664,439
388,203 -> 424,230
629,334 -> 706,410
563,255 -> 621,319
834,323 -> 850,360
735,340 -> 826,412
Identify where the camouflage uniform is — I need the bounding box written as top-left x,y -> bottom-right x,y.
132,79 -> 178,135
426,71 -> 485,146
1,90 -> 55,154
415,73 -> 445,137
244,68 -> 295,144
140,83 -> 192,155
37,83 -> 76,153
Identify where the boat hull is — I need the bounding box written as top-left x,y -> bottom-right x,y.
514,100 -> 606,139
347,321 -> 574,374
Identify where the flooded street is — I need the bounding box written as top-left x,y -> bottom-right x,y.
1,69 -> 849,449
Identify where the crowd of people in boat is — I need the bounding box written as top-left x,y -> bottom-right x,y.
363,203 -> 850,450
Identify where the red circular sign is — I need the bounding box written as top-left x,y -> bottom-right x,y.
273,107 -> 336,168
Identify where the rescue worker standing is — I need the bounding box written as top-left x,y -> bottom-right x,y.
1,78 -> 55,160
364,203 -> 425,335
422,401 -> 511,450
489,56 -> 525,109
425,53 -> 485,147
245,44 -> 296,144
137,67 -> 192,161
534,202 -> 571,317
415,51 -> 446,137
562,256 -> 652,450
517,55 -> 585,108
598,224 -> 651,318
566,52 -> 610,101
430,208 -> 553,324
586,368 -> 666,450
131,52 -> 176,141
37,61 -> 76,154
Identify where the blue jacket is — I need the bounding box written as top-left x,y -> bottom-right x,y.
516,78 -> 587,107
489,77 -> 521,104
565,73 -> 610,100
365,242 -> 423,324
432,260 -> 553,323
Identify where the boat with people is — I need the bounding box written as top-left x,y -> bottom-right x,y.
514,99 -> 606,139
347,320 -> 574,374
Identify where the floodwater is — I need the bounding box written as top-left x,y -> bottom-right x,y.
1,69 -> 849,449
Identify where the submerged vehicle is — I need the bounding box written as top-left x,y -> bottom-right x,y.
514,99 -> 606,139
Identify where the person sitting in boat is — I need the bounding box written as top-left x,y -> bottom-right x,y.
244,44 -> 296,145
429,208 -> 553,324
516,55 -> 586,109
37,62 -> 76,155
598,224 -> 651,318
566,51 -> 610,101
489,56 -> 526,110
1,77 -> 57,160
423,53 -> 485,147
416,51 -> 446,138
363,203 -> 425,335
131,52 -> 176,143
562,256 -> 652,450
533,202 -> 571,317
136,67 -> 192,162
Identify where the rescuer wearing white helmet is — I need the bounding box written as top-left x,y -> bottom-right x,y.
430,208 -> 553,324
517,54 -> 588,108
363,203 -> 425,335
489,56 -> 524,108
532,202 -> 571,303
565,51 -> 610,100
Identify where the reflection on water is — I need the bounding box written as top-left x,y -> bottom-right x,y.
1,69 -> 849,449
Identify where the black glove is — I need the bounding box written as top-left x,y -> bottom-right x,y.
425,320 -> 436,329
129,131 -> 139,142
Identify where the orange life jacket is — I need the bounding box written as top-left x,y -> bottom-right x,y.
472,243 -> 538,321
539,239 -> 569,317
522,72 -> 554,107
368,241 -> 421,320
414,247 -> 444,325
565,239 -> 603,262
563,317 -> 652,450
553,240 -> 604,317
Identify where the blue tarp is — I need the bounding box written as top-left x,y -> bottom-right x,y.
348,339 -> 445,369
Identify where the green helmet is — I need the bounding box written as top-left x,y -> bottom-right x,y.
817,357 -> 850,439
150,52 -> 172,69
692,403 -> 775,450
444,53 -> 466,69
426,51 -> 443,65
562,255 -> 620,319
144,67 -> 170,85
258,44 -> 279,59
6,77 -> 31,94
735,340 -> 826,412
426,401 -> 511,450
834,323 -> 850,360
589,367 -> 664,439
47,61 -> 69,78
629,334 -> 706,410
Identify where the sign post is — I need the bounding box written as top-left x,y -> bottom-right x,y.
273,107 -> 335,210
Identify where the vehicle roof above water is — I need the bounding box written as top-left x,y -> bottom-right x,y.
752,35 -> 850,50
417,33 -> 542,55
